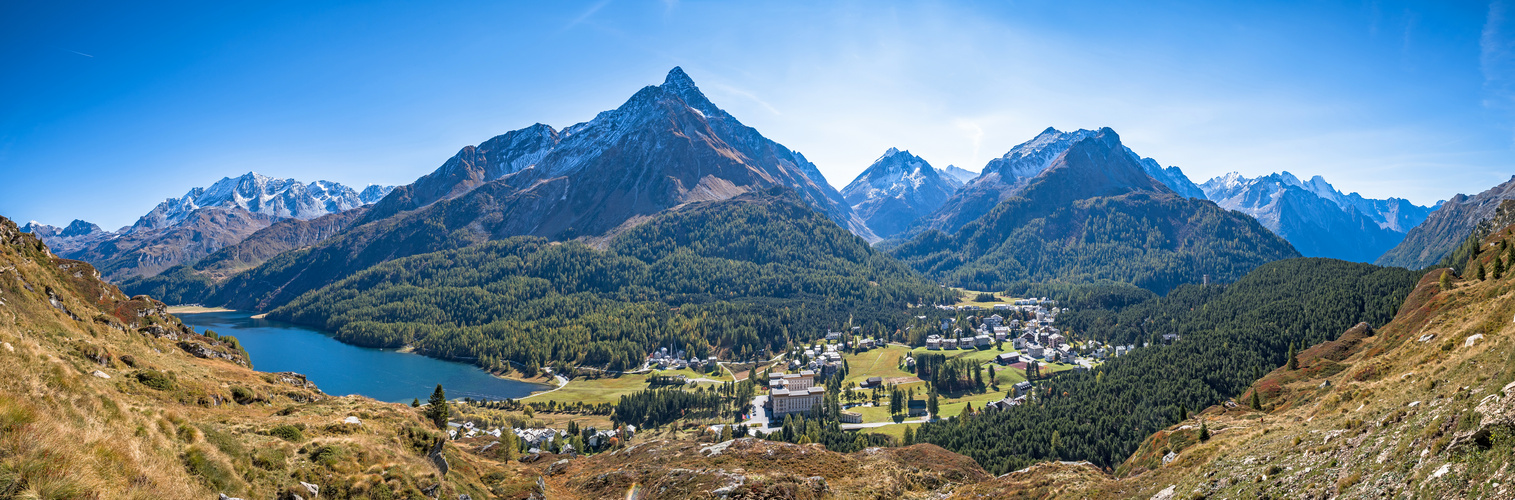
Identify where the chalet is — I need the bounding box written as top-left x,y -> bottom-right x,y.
862,376 -> 883,388
996,352 -> 1018,365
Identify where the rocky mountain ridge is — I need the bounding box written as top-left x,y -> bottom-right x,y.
1200,171 -> 1419,262
22,173 -> 393,280
841,148 -> 965,238
1378,175 -> 1515,269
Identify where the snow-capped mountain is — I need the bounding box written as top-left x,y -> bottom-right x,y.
20,220 -> 112,257
942,165 -> 977,184
25,173 -> 396,281
841,148 -> 964,238
136,173 -> 394,231
912,127 -> 1204,234
1199,172 -> 1430,263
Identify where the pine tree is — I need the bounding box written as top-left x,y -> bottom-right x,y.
901,425 -> 915,446
1199,421 -> 1211,442
1478,262 -> 1488,281
1440,270 -> 1454,291
927,386 -> 940,419
1497,258 -> 1507,280
425,384 -> 450,429
1286,342 -> 1298,370
1250,388 -> 1262,410
719,425 -> 733,441
411,398 -> 420,408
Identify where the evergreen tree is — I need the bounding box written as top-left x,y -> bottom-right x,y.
1286,342 -> 1298,370
1440,270 -> 1453,291
411,398 -> 420,408
1497,258 -> 1507,280
1479,262 -> 1488,281
425,384 -> 450,429
902,425 -> 915,446
1199,421 -> 1210,442
927,386 -> 940,419
1250,388 -> 1262,410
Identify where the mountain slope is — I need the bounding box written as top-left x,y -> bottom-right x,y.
115,207 -> 372,305
262,189 -> 954,371
892,128 -> 1299,293
24,173 -> 394,281
1201,172 -> 1407,262
0,215 -> 518,499
1378,175 -> 1515,268
912,127 -> 1206,236
841,148 -> 964,238
198,67 -> 874,312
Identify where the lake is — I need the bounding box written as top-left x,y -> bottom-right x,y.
176,310 -> 551,403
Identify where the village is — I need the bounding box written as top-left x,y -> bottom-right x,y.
442,291 -> 1175,452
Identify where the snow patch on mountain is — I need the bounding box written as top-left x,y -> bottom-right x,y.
136,173 -> 394,230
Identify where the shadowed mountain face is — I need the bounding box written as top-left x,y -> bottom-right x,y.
199,67 -> 874,311
1200,172 -> 1410,263
1377,175 -> 1515,269
892,128 -> 1299,293
841,148 -> 964,238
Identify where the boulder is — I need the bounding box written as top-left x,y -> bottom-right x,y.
428,439 -> 450,476
91,370 -> 110,379
299,481 -> 319,498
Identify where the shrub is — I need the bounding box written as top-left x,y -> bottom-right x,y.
268,425 -> 304,443
229,386 -> 257,405
134,369 -> 174,390
252,448 -> 287,471
183,446 -> 237,492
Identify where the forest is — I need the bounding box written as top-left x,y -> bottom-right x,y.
263,195 -> 956,372
912,258 -> 1422,474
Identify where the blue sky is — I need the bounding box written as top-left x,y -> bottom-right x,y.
2,1 -> 1511,229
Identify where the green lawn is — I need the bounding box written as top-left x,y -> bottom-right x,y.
861,422 -> 923,441
841,345 -> 919,386
908,345 -> 1017,363
523,373 -> 653,405
651,367 -> 731,382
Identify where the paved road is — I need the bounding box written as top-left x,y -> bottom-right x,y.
841,418 -> 926,430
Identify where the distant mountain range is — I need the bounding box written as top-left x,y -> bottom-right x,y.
843,127 -> 1437,264
1199,172 -> 1435,263
23,172 -> 392,280
890,128 -> 1298,293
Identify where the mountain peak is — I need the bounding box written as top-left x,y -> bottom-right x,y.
663,66 -> 695,88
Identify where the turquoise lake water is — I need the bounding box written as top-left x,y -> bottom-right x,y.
176,311 -> 550,403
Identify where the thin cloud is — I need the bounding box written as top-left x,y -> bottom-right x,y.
706,83 -> 781,115
565,0 -> 613,29
60,48 -> 93,58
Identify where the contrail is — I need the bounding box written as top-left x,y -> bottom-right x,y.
62,48 -> 94,58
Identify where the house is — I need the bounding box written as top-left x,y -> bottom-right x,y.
984,314 -> 1004,328
974,334 -> 992,347
825,331 -> 842,341
926,337 -> 941,350
1013,381 -> 1033,396
996,352 -> 1018,365
1046,333 -> 1065,348
907,399 -> 928,416
1012,337 -> 1027,349
863,376 -> 883,388
1027,344 -> 1045,358
943,338 -> 958,349
1162,333 -> 1180,344
993,304 -> 1012,311
839,411 -> 863,423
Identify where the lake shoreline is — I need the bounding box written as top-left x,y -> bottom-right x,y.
175,310 -> 551,402
166,305 -> 237,314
